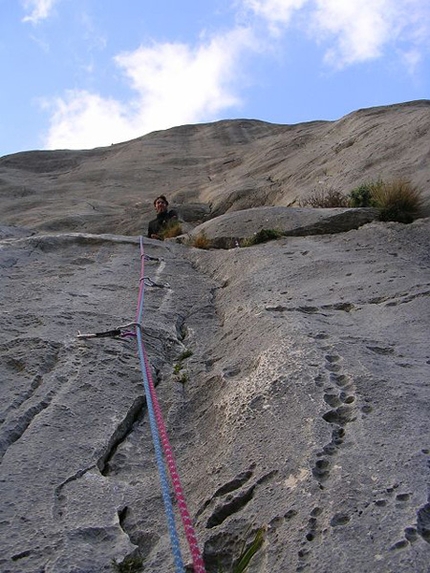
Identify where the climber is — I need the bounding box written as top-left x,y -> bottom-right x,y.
147,195 -> 178,240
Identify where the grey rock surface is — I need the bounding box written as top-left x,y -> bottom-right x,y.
188,206 -> 380,247
1,101 -> 430,573
1,219 -> 429,573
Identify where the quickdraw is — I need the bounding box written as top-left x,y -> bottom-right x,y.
77,321 -> 140,339
142,276 -> 170,288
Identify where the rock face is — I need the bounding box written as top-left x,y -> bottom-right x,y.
188,206 -> 380,247
1,101 -> 430,573
1,99 -> 429,235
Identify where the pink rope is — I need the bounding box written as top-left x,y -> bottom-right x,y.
137,238 -> 206,573
143,347 -> 206,573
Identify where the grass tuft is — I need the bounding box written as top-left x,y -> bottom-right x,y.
348,178 -> 423,223
161,220 -> 183,239
232,527 -> 265,573
190,231 -> 210,249
372,178 -> 423,223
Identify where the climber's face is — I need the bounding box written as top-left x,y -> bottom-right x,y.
155,198 -> 168,213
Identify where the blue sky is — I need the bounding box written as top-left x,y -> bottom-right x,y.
1,0 -> 429,157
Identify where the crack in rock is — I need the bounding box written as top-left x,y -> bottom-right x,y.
206,484 -> 256,528
213,468 -> 254,498
53,465 -> 96,520
0,388 -> 57,461
98,395 -> 146,475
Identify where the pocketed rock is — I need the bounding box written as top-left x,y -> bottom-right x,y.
1,101 -> 430,572
1,217 -> 429,573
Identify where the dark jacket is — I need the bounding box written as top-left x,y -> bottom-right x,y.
147,210 -> 178,238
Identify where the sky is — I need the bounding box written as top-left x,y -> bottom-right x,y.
1,0 -> 429,158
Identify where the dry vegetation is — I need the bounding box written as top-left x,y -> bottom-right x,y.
161,220 -> 183,239
299,178 -> 424,223
189,231 -> 211,249
368,178 -> 424,223
298,187 -> 350,208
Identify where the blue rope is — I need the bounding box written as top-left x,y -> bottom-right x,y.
135,238 -> 185,573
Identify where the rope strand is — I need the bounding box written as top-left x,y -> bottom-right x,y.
75,238 -> 206,571
135,237 -> 185,573
137,236 -> 206,573
135,326 -> 185,572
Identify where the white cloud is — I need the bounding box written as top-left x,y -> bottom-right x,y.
311,0 -> 394,67
42,28 -> 255,150
400,49 -> 422,74
242,0 -> 430,68
40,0 -> 430,150
241,0 -> 309,35
22,0 -> 58,24
313,0 -> 430,68
41,91 -> 134,150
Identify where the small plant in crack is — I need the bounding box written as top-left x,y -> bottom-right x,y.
173,362 -> 190,384
111,554 -> 143,572
216,527 -> 265,573
232,527 -> 265,573
173,348 -> 193,384
178,372 -> 189,384
173,362 -> 183,375
178,349 -> 193,361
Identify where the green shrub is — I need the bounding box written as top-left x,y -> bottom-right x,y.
299,188 -> 349,208
244,228 -> 283,246
348,183 -> 377,207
